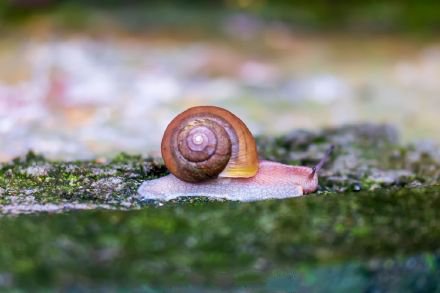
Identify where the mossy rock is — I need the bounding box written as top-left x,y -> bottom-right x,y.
0,187 -> 439,290
0,124 -> 439,290
1,123 -> 438,212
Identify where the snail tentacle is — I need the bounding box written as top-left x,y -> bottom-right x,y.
139,105 -> 334,201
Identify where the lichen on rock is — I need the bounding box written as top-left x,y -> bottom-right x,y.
0,152 -> 168,214
0,124 -> 439,213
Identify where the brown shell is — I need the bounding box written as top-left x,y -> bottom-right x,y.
161,106 -> 259,183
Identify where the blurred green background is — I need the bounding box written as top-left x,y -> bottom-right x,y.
2,0 -> 440,33
0,0 -> 439,161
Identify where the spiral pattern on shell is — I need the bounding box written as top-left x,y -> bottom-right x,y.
161,106 -> 259,183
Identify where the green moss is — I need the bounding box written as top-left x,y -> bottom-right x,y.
0,152 -> 167,211
0,187 -> 439,289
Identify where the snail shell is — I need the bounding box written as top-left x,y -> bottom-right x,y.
161,106 -> 259,183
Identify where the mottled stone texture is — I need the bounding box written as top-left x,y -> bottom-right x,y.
1,124 -> 439,213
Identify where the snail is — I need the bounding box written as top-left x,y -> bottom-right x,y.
138,106 -> 334,201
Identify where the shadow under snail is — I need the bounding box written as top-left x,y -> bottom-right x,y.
138,106 -> 334,201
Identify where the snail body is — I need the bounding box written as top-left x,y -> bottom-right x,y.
138,160 -> 317,201
138,106 -> 333,202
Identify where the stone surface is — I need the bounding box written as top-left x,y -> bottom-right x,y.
1,124 -> 440,213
